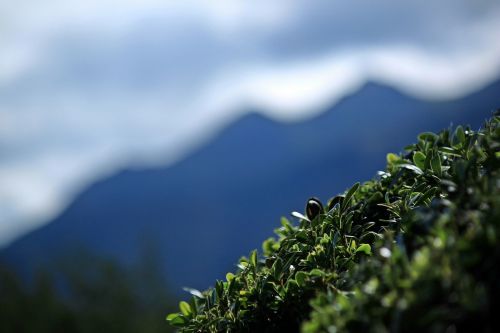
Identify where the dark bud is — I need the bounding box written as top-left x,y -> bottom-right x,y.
306,197 -> 324,221
327,195 -> 345,211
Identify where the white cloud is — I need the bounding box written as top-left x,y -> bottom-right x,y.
1,0 -> 500,245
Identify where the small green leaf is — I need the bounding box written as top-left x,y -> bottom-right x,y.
356,243 -> 372,255
295,271 -> 307,287
262,237 -> 276,255
413,152 -> 426,170
182,287 -> 203,298
386,153 -> 400,164
418,132 -> 438,142
291,211 -> 310,222
281,217 -> 295,232
455,125 -> 466,144
286,279 -> 299,290
237,260 -> 248,270
226,272 -> 235,282
309,269 -> 326,277
342,182 -> 360,212
271,257 -> 284,280
367,191 -> 384,203
332,232 -> 340,248
215,281 -> 224,300
166,313 -> 179,321
438,147 -> 461,157
166,313 -> 186,327
350,239 -> 357,251
250,250 -> 257,268
431,152 -> 442,177
179,301 -> 191,316
397,163 -> 423,175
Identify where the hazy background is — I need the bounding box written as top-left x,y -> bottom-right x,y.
1,1 -> 500,332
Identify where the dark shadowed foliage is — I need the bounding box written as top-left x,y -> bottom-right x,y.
0,247 -> 176,333
167,113 -> 500,332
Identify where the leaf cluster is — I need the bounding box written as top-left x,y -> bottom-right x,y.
168,113 -> 500,332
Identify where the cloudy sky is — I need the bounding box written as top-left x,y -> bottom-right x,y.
1,0 -> 500,246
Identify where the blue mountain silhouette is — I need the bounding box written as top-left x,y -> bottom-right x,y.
2,80 -> 499,294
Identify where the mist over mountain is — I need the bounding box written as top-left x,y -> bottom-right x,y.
1,80 -> 499,294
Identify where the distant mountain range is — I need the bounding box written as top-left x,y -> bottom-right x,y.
1,80 -> 499,295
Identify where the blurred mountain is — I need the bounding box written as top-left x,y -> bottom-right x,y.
1,80 -> 499,295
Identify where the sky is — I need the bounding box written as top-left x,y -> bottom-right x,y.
1,0 -> 500,246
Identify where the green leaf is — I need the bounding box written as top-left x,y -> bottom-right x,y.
215,281 -> 224,300
367,191 -> 383,204
166,313 -> 186,326
438,146 -> 461,157
397,163 -> 423,175
271,257 -> 284,280
226,272 -> 235,282
250,250 -> 258,268
356,243 -> 372,255
179,301 -> 192,316
418,132 -> 438,142
342,182 -> 360,212
309,269 -> 326,277
349,239 -> 357,251
295,271 -> 307,287
291,211 -> 310,222
262,237 -> 276,255
166,313 -> 178,321
182,287 -> 203,298
455,125 -> 466,144
286,279 -> 299,291
418,187 -> 438,205
281,217 -> 295,233
413,152 -> 426,170
431,152 -> 442,177
386,153 -> 400,165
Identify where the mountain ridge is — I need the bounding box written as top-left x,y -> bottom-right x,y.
2,79 -> 499,293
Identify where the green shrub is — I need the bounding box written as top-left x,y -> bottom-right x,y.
0,250 -> 176,333
167,112 -> 500,332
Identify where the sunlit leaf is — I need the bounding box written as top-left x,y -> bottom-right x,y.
166,313 -> 186,326
250,250 -> 258,268
355,243 -> 372,255
291,211 -> 310,222
182,287 -> 203,298
386,153 -> 400,164
179,301 -> 191,316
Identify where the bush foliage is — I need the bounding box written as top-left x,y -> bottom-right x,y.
167,113 -> 500,332
0,250 -> 175,333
